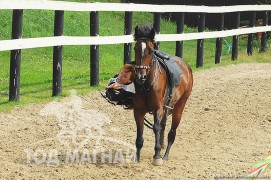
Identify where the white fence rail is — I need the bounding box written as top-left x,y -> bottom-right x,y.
0,0 -> 270,51
0,26 -> 271,51
0,0 -> 271,13
2,0 -> 270,101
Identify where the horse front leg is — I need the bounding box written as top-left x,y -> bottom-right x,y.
152,108 -> 165,166
134,109 -> 145,163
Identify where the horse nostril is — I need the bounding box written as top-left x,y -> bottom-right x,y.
143,75 -> 147,79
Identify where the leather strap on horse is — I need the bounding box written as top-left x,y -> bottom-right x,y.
153,51 -> 174,114
135,51 -> 174,115
101,90 -> 153,129
144,117 -> 153,129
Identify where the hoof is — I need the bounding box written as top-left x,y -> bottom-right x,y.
135,158 -> 140,163
163,154 -> 169,161
152,158 -> 163,166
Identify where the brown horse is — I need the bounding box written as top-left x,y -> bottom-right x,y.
133,24 -> 193,165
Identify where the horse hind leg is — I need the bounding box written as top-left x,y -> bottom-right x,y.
159,113 -> 167,149
163,97 -> 188,161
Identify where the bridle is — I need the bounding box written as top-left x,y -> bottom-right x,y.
134,39 -> 163,116
134,65 -> 151,70
134,55 -> 154,74
134,46 -> 161,89
134,39 -> 156,83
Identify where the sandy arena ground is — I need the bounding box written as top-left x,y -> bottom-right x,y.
0,63 -> 271,179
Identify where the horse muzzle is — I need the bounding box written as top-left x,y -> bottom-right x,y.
135,65 -> 150,84
136,74 -> 147,84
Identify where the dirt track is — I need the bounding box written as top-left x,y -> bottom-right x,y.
0,63 -> 271,179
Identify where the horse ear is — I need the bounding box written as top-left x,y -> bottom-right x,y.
147,41 -> 154,54
150,28 -> 156,41
134,25 -> 139,41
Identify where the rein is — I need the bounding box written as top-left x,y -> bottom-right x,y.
135,51 -> 163,114
134,41 -> 173,129
135,51 -> 160,87
135,50 -> 173,114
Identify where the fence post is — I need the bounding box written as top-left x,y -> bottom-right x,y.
260,11 -> 269,52
176,12 -> 185,58
247,11 -> 256,55
232,12 -> 240,60
153,12 -> 161,50
215,13 -> 224,64
124,11 -> 133,64
52,10 -> 64,96
9,9 -> 23,101
197,13 -> 205,68
90,11 -> 99,86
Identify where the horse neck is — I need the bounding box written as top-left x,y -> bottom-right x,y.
146,54 -> 166,88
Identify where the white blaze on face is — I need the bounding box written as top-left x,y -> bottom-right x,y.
141,42 -> 146,57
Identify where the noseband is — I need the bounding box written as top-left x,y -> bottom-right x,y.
134,55 -> 154,71
134,53 -> 155,79
134,40 -> 155,77
134,65 -> 151,70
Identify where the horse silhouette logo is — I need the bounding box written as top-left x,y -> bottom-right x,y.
39,90 -> 135,151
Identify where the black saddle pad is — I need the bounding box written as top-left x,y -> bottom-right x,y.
154,50 -> 183,86
164,58 -> 182,86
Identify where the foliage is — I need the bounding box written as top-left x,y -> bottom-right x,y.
0,0 -> 270,112
248,0 -> 271,4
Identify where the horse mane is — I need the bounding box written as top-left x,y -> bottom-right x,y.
134,24 -> 156,41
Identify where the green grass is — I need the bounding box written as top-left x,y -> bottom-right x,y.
0,0 -> 271,112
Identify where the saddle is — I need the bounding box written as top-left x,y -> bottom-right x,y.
154,50 -> 183,111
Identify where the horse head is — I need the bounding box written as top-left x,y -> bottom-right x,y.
134,24 -> 156,84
